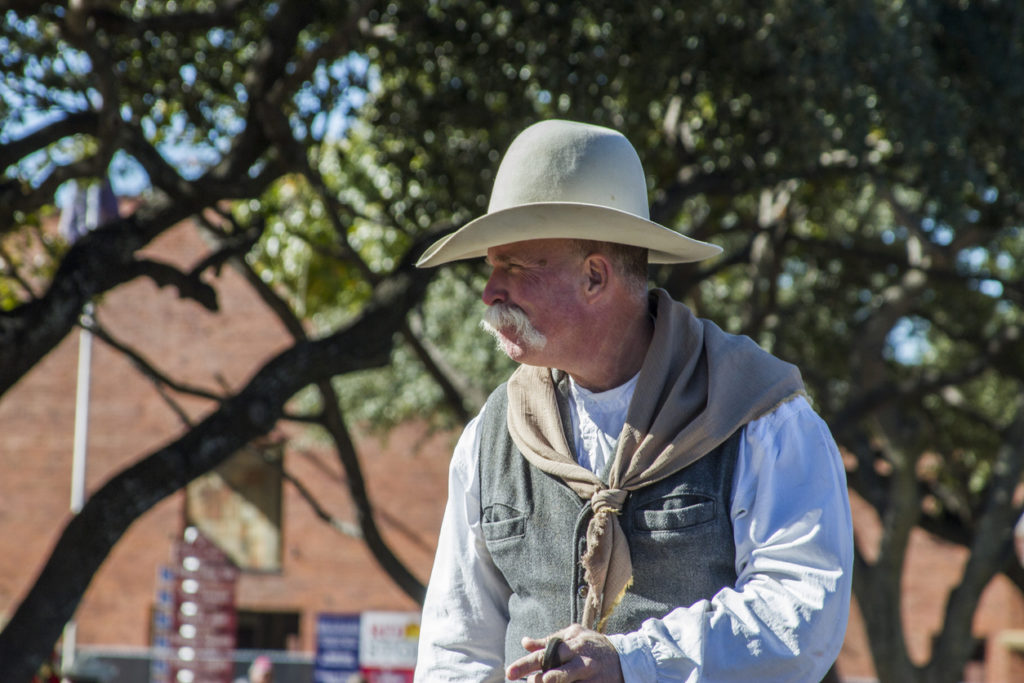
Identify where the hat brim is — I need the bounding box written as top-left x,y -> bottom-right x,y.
416,202 -> 722,268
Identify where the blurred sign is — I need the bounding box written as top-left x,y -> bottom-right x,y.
314,613 -> 361,683
185,444 -> 283,572
313,611 -> 421,683
358,611 -> 420,683
151,528 -> 239,683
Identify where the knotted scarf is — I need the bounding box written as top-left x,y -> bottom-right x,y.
505,288 -> 804,630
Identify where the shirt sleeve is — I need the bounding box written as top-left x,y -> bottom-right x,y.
414,411 -> 513,683
607,396 -> 853,682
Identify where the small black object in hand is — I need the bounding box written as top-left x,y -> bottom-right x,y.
542,636 -> 565,672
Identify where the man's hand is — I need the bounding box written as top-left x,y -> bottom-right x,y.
505,624 -> 624,682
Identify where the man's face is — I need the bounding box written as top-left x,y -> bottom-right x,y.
481,239 -> 587,367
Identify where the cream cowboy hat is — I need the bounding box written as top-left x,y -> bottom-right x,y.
416,119 -> 722,268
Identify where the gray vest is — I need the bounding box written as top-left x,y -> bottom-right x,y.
478,381 -> 740,669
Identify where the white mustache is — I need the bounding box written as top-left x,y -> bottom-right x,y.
480,304 -> 547,351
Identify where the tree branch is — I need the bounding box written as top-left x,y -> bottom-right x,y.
403,312 -> 480,421
0,136 -> 286,397
281,465 -> 363,539
0,241 -> 41,301
85,317 -> 225,404
0,200 -> 188,395
0,248 -> 434,681
127,259 -> 219,311
199,218 -> 433,603
0,110 -> 100,175
80,0 -> 253,37
1,154 -> 108,235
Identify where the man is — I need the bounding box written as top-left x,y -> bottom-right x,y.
414,120 -> 853,682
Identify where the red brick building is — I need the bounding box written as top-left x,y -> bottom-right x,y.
1,212 -> 1022,681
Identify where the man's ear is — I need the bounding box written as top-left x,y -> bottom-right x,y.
583,254 -> 611,298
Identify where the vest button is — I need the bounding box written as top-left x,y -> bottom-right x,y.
577,584 -> 588,599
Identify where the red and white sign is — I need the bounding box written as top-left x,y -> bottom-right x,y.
358,611 -> 420,683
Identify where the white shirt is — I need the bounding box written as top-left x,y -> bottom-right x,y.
415,382 -> 853,683
568,372 -> 639,474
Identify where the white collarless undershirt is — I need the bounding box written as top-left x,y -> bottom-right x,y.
567,372 -> 639,476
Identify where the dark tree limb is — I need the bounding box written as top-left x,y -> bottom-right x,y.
198,218 -> 432,604
0,241 -> 40,300
0,154 -> 285,397
0,201 -> 191,395
0,154 -> 109,234
402,315 -> 476,423
0,111 -> 100,176
281,464 -> 364,539
127,259 -> 219,311
0,251 -> 433,681
86,317 -> 225,404
72,0 -> 254,37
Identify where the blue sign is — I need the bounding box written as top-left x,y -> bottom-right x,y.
315,613 -> 361,682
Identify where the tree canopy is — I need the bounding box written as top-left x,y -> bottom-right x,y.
2,1 -> 1023,682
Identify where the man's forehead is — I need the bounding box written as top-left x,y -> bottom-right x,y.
486,238 -> 575,263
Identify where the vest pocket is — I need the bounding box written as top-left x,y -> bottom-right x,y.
482,503 -> 527,541
633,493 -> 716,531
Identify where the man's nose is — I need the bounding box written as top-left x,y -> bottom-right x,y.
482,271 -> 506,306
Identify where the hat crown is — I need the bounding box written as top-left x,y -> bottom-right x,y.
488,120 -> 651,220
414,119 -> 722,268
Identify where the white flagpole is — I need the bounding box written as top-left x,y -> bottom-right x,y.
62,184 -> 101,676
70,304 -> 93,516
61,303 -> 93,676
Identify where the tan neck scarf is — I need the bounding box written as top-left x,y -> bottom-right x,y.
506,288 -> 804,630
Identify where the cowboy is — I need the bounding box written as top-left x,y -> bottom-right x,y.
413,120 -> 853,682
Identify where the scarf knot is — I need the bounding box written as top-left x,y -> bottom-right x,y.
590,488 -> 627,516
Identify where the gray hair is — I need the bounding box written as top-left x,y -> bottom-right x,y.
573,239 -> 649,292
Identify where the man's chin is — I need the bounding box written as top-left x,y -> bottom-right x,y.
481,320 -> 546,360
496,335 -> 528,361
489,331 -> 534,363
